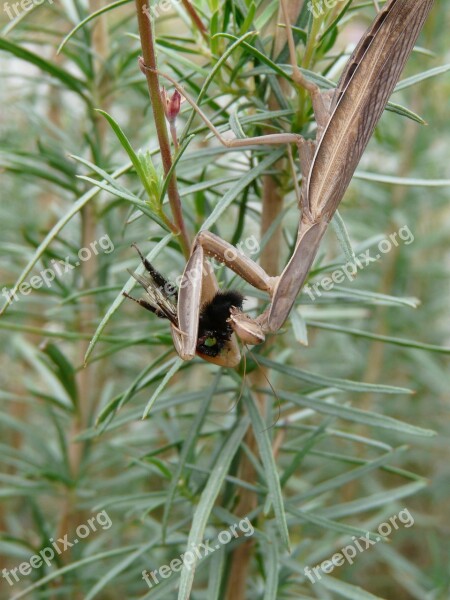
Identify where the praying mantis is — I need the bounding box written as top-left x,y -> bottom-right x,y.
127,0 -> 435,367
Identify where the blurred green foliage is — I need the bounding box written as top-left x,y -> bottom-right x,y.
0,1 -> 449,598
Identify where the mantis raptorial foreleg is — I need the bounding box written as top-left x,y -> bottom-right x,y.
146,0 -> 327,151
146,66 -> 315,223
143,66 -> 306,150
177,231 -> 277,360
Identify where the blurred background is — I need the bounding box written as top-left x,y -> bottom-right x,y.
0,1 -> 449,598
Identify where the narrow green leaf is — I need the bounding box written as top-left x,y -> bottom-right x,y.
281,419 -> 332,487
287,506 -> 380,542
263,530 -> 279,600
84,234 -> 173,364
206,547 -> 226,600
0,38 -> 88,101
385,101 -> 426,124
331,210 -> 356,265
162,375 -> 221,539
354,171 -> 450,187
282,391 -> 436,437
318,575 -> 387,599
0,163 -> 131,316
57,0 -> 135,54
294,447 -> 407,502
239,2 -> 256,36
96,110 -> 158,201
245,393 -> 290,552
331,287 -> 419,309
320,481 -> 428,519
229,109 -> 247,140
117,353 -> 174,414
201,148 -> 284,231
307,320 -> 450,354
142,357 -> 184,418
177,418 -> 249,600
256,356 -> 413,395
394,64 -> 450,92
40,343 -> 78,407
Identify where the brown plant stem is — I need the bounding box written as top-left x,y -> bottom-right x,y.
135,0 -> 191,257
55,4 -> 108,596
225,4 -> 304,598
180,0 -> 208,38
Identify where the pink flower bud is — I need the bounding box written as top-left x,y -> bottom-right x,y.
161,88 -> 182,123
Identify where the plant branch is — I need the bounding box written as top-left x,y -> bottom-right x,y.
181,0 -> 208,39
134,0 -> 190,257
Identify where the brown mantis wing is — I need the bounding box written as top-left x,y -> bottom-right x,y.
309,0 -> 435,220
266,0 -> 435,332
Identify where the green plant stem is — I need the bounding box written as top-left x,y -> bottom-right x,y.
296,6 -> 324,129
134,0 -> 191,257
302,9 -> 322,71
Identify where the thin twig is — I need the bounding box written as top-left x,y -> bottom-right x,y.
135,0 -> 191,257
180,0 -> 208,38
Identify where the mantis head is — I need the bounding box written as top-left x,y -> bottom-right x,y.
124,244 -> 266,368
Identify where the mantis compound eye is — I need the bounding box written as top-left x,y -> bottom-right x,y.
196,331 -> 222,357
196,290 -> 245,358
